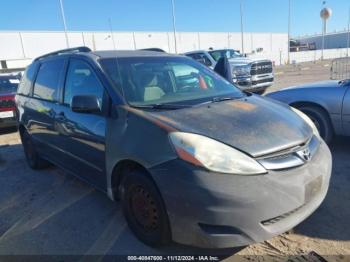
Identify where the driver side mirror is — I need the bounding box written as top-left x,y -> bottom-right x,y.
71,95 -> 101,114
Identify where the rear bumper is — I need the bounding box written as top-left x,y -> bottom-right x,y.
0,113 -> 17,129
150,140 -> 332,248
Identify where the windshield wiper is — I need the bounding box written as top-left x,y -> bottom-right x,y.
131,103 -> 190,110
194,96 -> 240,107
211,96 -> 239,103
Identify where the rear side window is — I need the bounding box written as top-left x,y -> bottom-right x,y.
17,64 -> 37,96
33,59 -> 65,101
187,53 -> 212,66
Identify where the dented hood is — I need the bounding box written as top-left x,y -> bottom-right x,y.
149,95 -> 313,157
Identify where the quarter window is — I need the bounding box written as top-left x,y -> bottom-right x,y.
64,59 -> 104,107
17,63 -> 37,96
33,59 -> 65,101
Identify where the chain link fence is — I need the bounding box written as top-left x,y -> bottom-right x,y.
331,57 -> 350,80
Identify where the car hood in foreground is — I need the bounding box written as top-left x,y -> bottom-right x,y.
149,95 -> 313,158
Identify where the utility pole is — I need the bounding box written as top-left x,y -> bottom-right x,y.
240,0 -> 244,54
321,18 -> 325,60
108,18 -> 117,50
347,7 -> 350,57
59,0 -> 69,48
133,32 -> 137,50
171,0 -> 178,53
287,0 -> 291,64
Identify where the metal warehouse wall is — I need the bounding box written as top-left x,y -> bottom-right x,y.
297,31 -> 350,50
0,31 -> 288,69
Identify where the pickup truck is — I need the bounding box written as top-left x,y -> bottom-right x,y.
185,49 -> 274,94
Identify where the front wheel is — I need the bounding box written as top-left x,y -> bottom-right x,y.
120,170 -> 171,247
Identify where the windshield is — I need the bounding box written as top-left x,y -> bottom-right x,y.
209,49 -> 242,62
0,76 -> 20,94
100,56 -> 244,107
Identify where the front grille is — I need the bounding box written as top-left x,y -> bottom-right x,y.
261,204 -> 305,226
257,135 -> 320,171
252,78 -> 274,85
251,61 -> 273,75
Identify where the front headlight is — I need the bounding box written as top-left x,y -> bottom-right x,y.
169,132 -> 266,175
232,65 -> 250,76
291,107 -> 320,138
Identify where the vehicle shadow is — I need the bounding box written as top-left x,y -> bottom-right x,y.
0,143 -> 242,258
0,127 -> 17,136
293,136 -> 350,241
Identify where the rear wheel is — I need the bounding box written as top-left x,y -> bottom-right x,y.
298,105 -> 334,144
21,130 -> 50,169
120,170 -> 171,247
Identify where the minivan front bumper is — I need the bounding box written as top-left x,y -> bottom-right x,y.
150,140 -> 332,248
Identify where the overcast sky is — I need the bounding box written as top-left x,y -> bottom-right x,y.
0,0 -> 349,37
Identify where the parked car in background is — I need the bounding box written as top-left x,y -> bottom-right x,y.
267,79 -> 350,143
0,73 -> 21,129
185,49 -> 274,94
16,47 -> 331,248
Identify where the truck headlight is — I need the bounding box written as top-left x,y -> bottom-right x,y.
291,107 -> 320,138
232,65 -> 250,76
169,132 -> 267,175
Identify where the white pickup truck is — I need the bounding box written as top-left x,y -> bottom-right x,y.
185,49 -> 274,94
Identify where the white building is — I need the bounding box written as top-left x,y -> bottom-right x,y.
0,30 -> 288,69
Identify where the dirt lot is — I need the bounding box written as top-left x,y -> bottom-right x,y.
0,62 -> 349,261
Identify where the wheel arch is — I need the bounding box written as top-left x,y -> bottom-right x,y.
110,159 -> 152,201
290,101 -> 332,122
290,101 -> 335,135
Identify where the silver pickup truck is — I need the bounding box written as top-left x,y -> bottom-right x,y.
185,49 -> 274,94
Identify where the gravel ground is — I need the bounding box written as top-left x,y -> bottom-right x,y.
268,60 -> 333,93
0,62 -> 349,261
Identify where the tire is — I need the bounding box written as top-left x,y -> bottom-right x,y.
21,130 -> 50,169
298,106 -> 334,144
120,170 -> 171,247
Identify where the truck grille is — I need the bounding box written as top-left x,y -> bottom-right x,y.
252,78 -> 274,85
251,61 -> 273,75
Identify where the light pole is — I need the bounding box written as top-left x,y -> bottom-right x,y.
240,0 -> 244,54
171,0 -> 178,53
321,19 -> 325,60
347,7 -> 350,57
287,0 -> 291,64
108,18 -> 117,50
59,0 -> 69,48
320,6 -> 332,60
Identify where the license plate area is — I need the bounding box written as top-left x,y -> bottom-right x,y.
0,111 -> 14,119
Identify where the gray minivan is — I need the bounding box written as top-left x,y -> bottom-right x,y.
16,47 -> 332,248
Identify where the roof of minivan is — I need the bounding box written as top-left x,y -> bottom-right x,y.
91,50 -> 177,58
